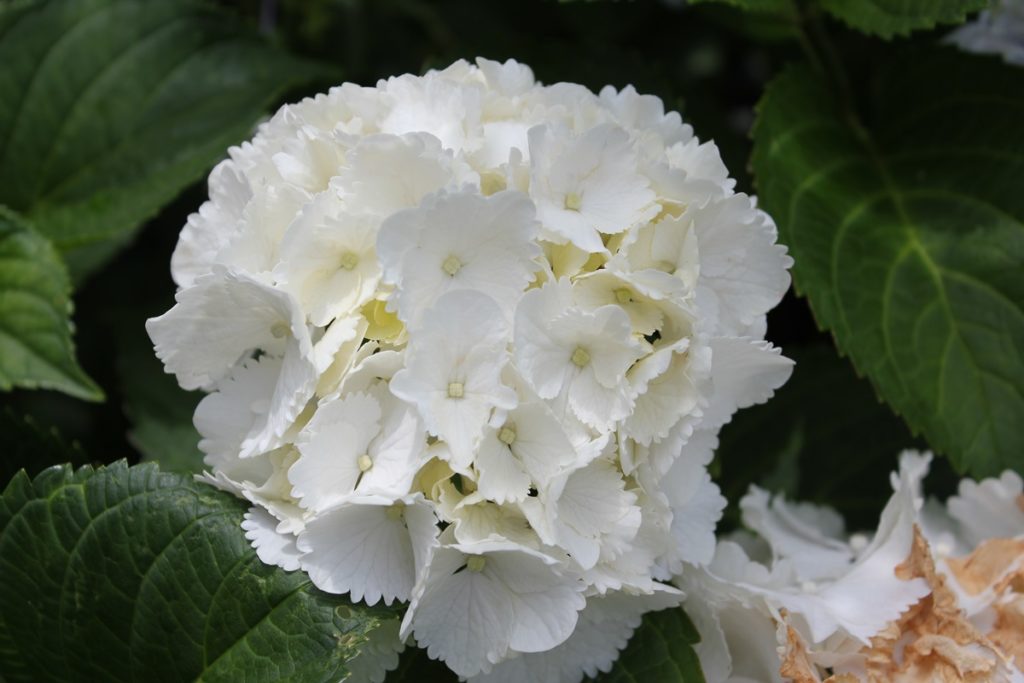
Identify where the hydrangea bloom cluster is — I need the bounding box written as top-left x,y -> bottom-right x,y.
147,58 -> 793,681
683,452 -> 1024,683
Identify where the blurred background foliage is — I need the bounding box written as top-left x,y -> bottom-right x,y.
0,0 -> 987,531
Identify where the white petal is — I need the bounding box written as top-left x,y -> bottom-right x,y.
624,340 -> 706,446
703,337 -> 793,429
146,267 -> 311,390
194,356 -> 281,465
275,191 -> 382,326
690,194 -> 792,337
762,455 -> 932,644
529,124 -> 657,252
658,448 -> 726,569
390,290 -> 517,467
740,486 -> 853,582
289,391 -> 382,512
401,545 -> 515,677
550,459 -> 641,571
242,505 -> 301,571
171,160 -> 251,288
338,132 -> 478,216
297,495 -> 438,605
494,550 -> 586,654
378,189 -> 540,328
947,465 -> 1024,547
476,429 -> 533,504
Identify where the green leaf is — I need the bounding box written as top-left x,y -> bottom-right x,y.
686,0 -> 796,15
716,345 -> 922,528
0,461 -> 395,682
751,48 -> 1024,477
0,207 -> 101,400
0,0 -> 335,281
818,0 -> 988,38
594,608 -> 705,682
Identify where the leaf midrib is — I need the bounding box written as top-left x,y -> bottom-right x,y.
831,102 -> 1012,459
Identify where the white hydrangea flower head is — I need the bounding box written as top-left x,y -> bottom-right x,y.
147,57 -> 794,680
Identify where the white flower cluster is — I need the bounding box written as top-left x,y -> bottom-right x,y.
684,452 -> 1024,683
147,58 -> 793,681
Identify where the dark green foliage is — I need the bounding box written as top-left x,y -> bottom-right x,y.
0,461 -> 396,682
0,208 -> 101,400
0,0 -> 335,280
818,0 -> 989,38
752,48 -> 1024,476
596,608 -> 705,682
716,345 -> 923,529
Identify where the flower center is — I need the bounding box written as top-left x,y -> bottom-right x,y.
442,255 -> 462,277
357,454 -> 373,472
447,381 -> 465,398
571,347 -> 591,368
386,502 -> 405,521
614,288 -> 633,304
498,427 -> 517,446
270,322 -> 290,339
466,555 -> 486,573
339,251 -> 359,270
564,191 -> 583,211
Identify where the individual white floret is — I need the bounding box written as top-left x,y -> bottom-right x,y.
528,123 -> 657,254
623,339 -> 710,447
274,191 -> 382,326
335,132 -> 479,216
390,290 -> 517,469
400,538 -> 586,678
147,266 -> 312,390
513,279 -> 645,432
296,493 -> 438,605
471,586 -> 684,683
474,400 -> 578,504
377,189 -> 541,327
379,69 -> 482,153
524,457 -> 641,571
289,385 -> 426,512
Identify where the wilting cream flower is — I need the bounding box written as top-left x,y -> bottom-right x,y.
148,57 -> 793,682
681,451 -> 1024,683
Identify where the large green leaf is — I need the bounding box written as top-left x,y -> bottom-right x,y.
685,0 -> 984,36
752,48 -> 1024,476
595,608 -> 704,682
0,208 -> 101,400
0,0 -> 334,280
819,0 -> 987,38
0,461 -> 395,682
716,345 -> 922,529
